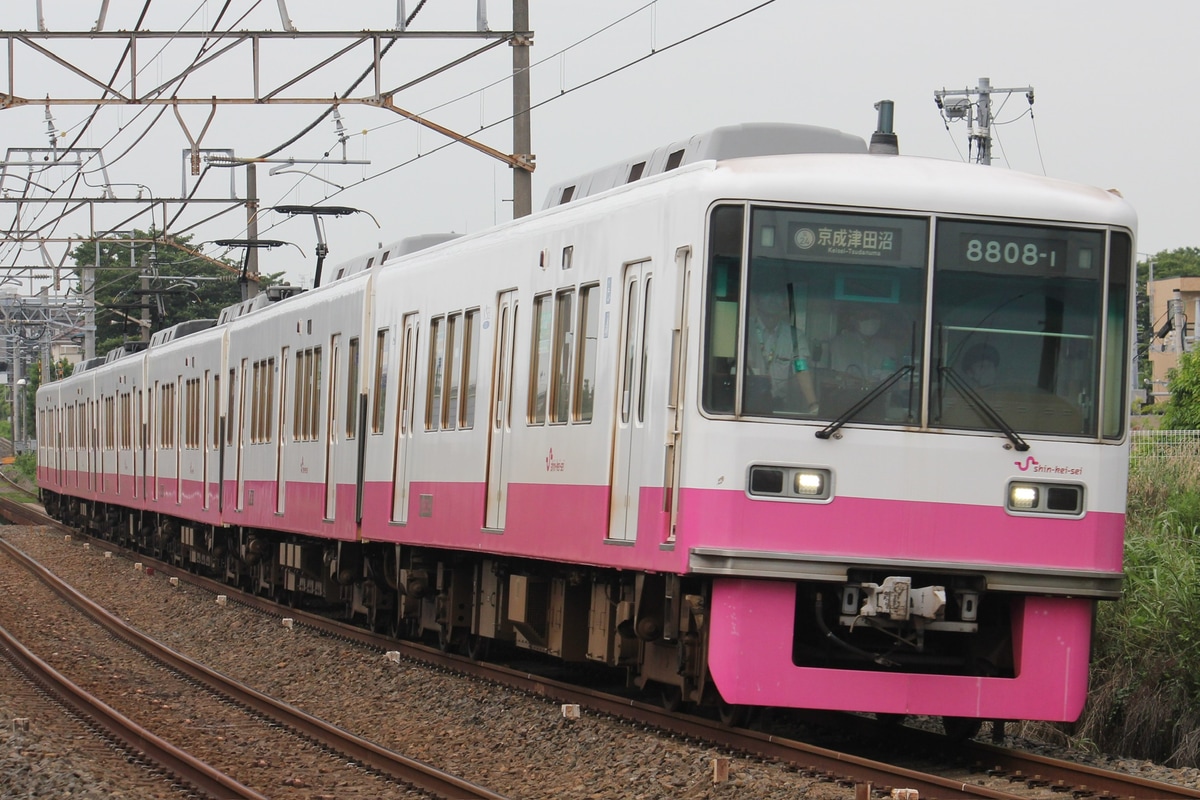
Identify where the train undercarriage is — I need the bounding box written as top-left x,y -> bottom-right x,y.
41,489 -> 1010,733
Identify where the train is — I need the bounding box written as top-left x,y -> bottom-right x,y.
36,115 -> 1135,734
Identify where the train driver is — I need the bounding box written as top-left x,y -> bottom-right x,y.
746,285 -> 820,415
962,342 -> 1000,389
830,304 -> 899,384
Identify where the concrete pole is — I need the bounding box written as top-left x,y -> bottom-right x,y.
245,163 -> 260,299
511,0 -> 532,219
85,242 -> 97,360
975,77 -> 992,165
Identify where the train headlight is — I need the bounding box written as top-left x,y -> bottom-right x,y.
1009,484 -> 1039,509
795,471 -> 825,496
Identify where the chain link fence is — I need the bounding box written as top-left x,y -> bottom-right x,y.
1130,429 -> 1200,467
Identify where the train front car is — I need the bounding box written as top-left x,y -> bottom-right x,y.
683,155 -> 1134,728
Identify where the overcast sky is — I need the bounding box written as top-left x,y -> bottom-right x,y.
2,1 -> 1195,288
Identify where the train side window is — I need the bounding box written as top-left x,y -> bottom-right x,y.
575,283 -> 600,422
121,393 -> 130,450
1103,232 -> 1132,439
161,383 -> 175,449
291,348 -> 322,442
550,288 -> 575,423
426,317 -> 445,432
251,362 -> 262,443
293,353 -> 305,441
186,379 -> 200,448
701,204 -> 744,414
372,330 -> 388,434
104,396 -> 114,450
461,308 -> 480,429
443,313 -> 461,431
212,374 -> 221,449
227,369 -> 236,446
309,348 -> 322,440
529,293 -> 551,424
346,337 -> 359,438
249,359 -> 274,444
265,359 -> 275,443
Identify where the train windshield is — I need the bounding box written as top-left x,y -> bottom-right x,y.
931,220 -> 1128,439
701,204 -> 1131,438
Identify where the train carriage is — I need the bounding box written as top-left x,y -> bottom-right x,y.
38,119 -> 1135,730
143,320 -> 223,526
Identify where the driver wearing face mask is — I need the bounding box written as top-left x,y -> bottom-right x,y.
830,306 -> 896,384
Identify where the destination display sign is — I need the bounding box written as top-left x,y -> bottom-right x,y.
786,222 -> 903,261
936,220 -> 1102,278
751,208 -> 928,268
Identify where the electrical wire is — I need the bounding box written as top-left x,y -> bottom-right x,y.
267,0 -> 781,211
0,0 -> 268,300
0,0 -> 240,267
257,0 -> 431,159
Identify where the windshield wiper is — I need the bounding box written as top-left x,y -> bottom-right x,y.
938,366 -> 1029,452
815,365 -> 913,441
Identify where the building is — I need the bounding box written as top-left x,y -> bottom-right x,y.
1146,276 -> 1200,402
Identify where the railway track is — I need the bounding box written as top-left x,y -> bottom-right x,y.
5,495 -> 1199,800
0,522 -> 507,800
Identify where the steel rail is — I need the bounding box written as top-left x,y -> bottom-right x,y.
0,597 -> 267,799
0,529 -> 508,800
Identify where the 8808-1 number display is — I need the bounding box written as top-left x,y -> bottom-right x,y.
965,237 -> 1061,267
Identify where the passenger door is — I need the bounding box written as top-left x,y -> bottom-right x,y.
485,291 -> 518,530
609,262 -> 653,542
325,335 -> 341,520
392,316 -> 419,523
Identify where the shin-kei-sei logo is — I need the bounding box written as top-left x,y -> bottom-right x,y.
1015,455 -> 1083,476
545,448 -> 565,472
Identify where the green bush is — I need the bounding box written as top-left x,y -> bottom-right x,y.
12,452 -> 35,481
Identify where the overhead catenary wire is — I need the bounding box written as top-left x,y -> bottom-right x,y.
0,0 -> 251,275
261,0 -> 780,219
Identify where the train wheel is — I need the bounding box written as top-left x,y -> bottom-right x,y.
941,716 -> 982,741
465,634 -> 489,661
717,696 -> 750,727
659,684 -> 684,713
437,623 -> 466,653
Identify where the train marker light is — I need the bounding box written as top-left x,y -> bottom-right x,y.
1007,481 -> 1083,515
748,465 -> 832,500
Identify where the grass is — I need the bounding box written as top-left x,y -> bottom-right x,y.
1061,439 -> 1200,765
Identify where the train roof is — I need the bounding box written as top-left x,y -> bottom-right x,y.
711,152 -> 1137,229
322,232 -> 464,285
148,318 -> 217,346
216,284 -> 305,324
541,122 -> 868,210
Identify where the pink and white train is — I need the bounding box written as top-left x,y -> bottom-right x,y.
37,120 -> 1135,732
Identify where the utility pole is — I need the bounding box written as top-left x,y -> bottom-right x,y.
1171,288 -> 1188,354
245,164 -> 260,300
934,77 -> 1034,166
511,0 -> 534,218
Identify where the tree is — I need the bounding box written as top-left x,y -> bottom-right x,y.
1162,350 -> 1200,429
70,229 -> 281,356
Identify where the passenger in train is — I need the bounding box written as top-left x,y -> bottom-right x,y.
962,342 -> 1000,389
745,285 -> 820,414
829,305 -> 899,385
